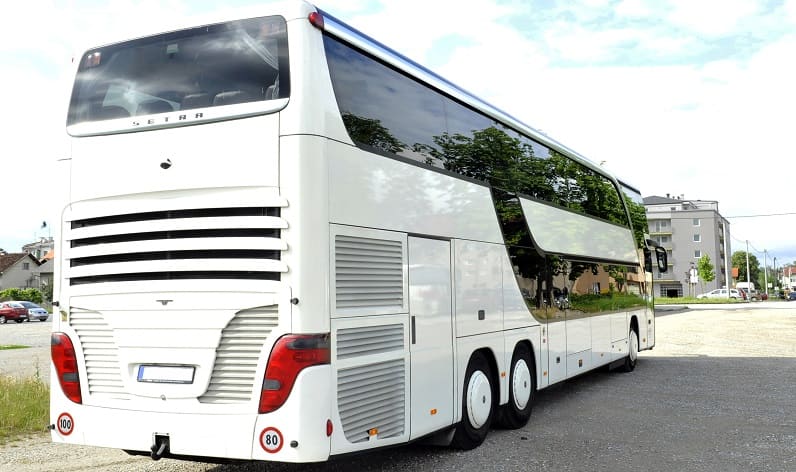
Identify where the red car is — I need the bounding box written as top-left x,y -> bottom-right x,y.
0,302 -> 27,323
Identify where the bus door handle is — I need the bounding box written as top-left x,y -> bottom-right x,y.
411,316 -> 416,345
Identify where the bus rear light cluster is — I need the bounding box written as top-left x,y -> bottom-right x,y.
51,333 -> 82,404
259,334 -> 330,414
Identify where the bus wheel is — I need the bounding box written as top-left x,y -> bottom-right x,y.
452,352 -> 494,450
622,329 -> 639,372
498,343 -> 534,429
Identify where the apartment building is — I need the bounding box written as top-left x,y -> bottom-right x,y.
643,194 -> 731,297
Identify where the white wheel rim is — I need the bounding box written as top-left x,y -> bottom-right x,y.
512,359 -> 532,410
629,331 -> 638,362
466,370 -> 492,428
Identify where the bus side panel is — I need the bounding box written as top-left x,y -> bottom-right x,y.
454,240 -> 504,338
327,142 -> 503,245
328,314 -> 411,455
279,135 -> 331,334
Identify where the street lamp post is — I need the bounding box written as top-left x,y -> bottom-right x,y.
764,250 -> 768,297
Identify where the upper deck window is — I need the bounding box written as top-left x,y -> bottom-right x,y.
67,16 -> 290,126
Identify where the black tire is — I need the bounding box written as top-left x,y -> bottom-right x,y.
0,315 -> 5,324
497,343 -> 535,429
452,352 -> 495,450
622,328 -> 639,372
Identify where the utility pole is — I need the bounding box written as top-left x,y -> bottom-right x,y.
764,250 -> 768,296
723,221 -> 730,297
746,240 -> 751,301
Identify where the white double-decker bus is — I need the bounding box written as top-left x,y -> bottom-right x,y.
51,1 -> 667,464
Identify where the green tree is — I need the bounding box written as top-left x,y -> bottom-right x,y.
696,254 -> 715,294
0,287 -> 43,303
732,251 -> 760,285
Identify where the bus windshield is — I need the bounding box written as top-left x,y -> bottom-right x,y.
67,15 -> 290,126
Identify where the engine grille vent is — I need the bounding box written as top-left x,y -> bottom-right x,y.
199,305 -> 279,403
66,207 -> 287,285
69,309 -> 129,400
337,358 -> 405,443
337,324 -> 404,359
335,235 -> 403,310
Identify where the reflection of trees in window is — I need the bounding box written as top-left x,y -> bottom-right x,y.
624,197 -> 648,249
423,126 -> 628,228
342,112 -> 405,154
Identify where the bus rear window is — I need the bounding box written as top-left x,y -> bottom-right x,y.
67,16 -> 290,126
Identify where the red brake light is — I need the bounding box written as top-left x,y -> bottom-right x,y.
51,333 -> 82,404
259,334 -> 330,414
308,11 -> 324,30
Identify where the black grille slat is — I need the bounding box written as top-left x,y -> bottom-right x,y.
71,271 -> 280,285
70,250 -> 281,267
71,229 -> 280,248
67,206 -> 285,286
71,207 -> 280,229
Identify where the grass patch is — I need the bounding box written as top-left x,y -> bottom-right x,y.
0,376 -> 49,444
0,345 -> 29,351
569,292 -> 649,313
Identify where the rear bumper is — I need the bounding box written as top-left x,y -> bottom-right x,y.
50,365 -> 332,463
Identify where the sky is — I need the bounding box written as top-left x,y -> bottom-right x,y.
2,0 -> 795,271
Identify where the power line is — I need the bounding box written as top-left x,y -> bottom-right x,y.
724,212 -> 796,219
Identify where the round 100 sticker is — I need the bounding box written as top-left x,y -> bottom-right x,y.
57,413 -> 74,436
259,427 -> 284,453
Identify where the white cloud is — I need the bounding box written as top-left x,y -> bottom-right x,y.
614,0 -> 655,19
664,0 -> 761,37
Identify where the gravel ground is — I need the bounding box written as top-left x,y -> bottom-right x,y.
1,303 -> 795,471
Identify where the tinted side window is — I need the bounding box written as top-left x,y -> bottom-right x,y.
324,35 -> 628,228
324,35 -> 444,164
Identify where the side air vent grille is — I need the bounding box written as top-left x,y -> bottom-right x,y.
337,359 -> 405,443
66,207 -> 287,285
337,324 -> 404,359
335,235 -> 403,310
69,309 -> 129,400
199,305 -> 279,403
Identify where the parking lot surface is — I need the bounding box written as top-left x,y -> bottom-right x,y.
1,304 -> 794,471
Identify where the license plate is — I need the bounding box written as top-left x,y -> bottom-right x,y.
137,365 -> 195,384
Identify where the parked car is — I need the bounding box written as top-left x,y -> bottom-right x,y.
10,301 -> 49,321
0,302 -> 28,323
788,292 -> 796,301
696,288 -> 743,300
737,287 -> 760,301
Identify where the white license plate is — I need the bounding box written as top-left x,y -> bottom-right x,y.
137,365 -> 195,384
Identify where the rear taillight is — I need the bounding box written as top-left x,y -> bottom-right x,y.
51,333 -> 82,404
259,334 -> 330,414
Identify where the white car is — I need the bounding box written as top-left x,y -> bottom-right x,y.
696,289 -> 742,300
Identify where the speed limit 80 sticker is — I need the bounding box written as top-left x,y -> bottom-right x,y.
57,413 -> 74,436
259,427 -> 284,453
